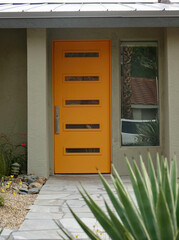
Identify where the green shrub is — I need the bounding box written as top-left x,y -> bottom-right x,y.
61,153 -> 179,240
0,154 -> 6,179
0,195 -> 4,207
0,134 -> 27,175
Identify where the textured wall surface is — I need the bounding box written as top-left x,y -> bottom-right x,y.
165,28 -> 179,173
27,29 -> 49,178
0,29 -> 27,144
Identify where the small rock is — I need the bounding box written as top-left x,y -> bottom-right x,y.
18,192 -> 28,195
22,182 -> 28,186
21,184 -> 28,189
18,188 -> 28,195
36,177 -> 46,185
28,175 -> 38,184
22,177 -> 27,183
14,177 -> 22,184
12,186 -> 19,191
28,188 -> 40,194
29,182 -> 42,190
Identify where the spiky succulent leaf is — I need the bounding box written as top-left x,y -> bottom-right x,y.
163,163 -> 177,234
140,155 -> 154,204
68,206 -> 102,240
104,200 -> 135,240
98,171 -> 133,234
133,160 -> 159,240
112,165 -> 138,215
66,153 -> 178,240
176,185 -> 179,229
170,156 -> 178,204
54,219 -> 75,240
165,157 -> 169,172
161,156 -> 166,190
148,152 -> 159,208
176,231 -> 179,240
112,164 -> 134,200
157,153 -> 162,186
126,158 -> 146,223
113,176 -> 150,240
79,188 -> 120,239
157,188 -> 174,240
112,164 -> 126,192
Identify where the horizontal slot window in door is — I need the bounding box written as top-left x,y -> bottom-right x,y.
66,124 -> 100,129
65,52 -> 99,57
65,100 -> 99,105
65,76 -> 99,81
66,148 -> 100,153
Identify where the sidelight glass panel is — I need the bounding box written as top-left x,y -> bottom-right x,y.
65,100 -> 99,105
65,52 -> 99,57
65,76 -> 99,81
66,124 -> 100,129
121,42 -> 159,146
66,148 -> 100,153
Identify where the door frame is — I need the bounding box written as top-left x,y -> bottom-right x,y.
52,40 -> 112,174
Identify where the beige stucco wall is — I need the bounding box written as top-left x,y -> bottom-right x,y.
0,29 -> 27,143
48,28 -> 165,175
164,28 -> 179,173
27,29 -> 49,178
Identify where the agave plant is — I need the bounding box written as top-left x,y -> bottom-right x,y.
58,153 -> 179,240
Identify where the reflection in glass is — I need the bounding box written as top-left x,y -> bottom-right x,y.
65,76 -> 99,81
65,52 -> 99,57
121,42 -> 159,146
66,124 -> 100,129
65,100 -> 99,105
66,148 -> 100,153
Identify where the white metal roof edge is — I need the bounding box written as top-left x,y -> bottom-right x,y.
1,10 -> 179,18
0,0 -> 159,3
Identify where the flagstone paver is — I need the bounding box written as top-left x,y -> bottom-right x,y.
11,175 -> 132,240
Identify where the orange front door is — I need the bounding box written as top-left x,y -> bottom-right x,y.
53,40 -> 111,173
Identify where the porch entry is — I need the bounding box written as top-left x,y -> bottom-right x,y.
53,40 -> 111,173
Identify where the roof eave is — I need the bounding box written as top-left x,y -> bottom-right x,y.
1,10 -> 179,18
1,11 -> 179,28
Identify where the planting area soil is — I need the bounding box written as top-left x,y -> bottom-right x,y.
0,193 -> 37,229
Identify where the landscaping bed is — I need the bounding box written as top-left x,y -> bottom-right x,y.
0,192 -> 37,229
0,134 -> 48,230
0,175 -> 47,229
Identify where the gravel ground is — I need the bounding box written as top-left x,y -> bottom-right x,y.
0,193 -> 37,229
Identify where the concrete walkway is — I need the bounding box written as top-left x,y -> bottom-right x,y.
11,175 -> 133,240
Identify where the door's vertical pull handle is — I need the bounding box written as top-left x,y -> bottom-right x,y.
55,106 -> 60,134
